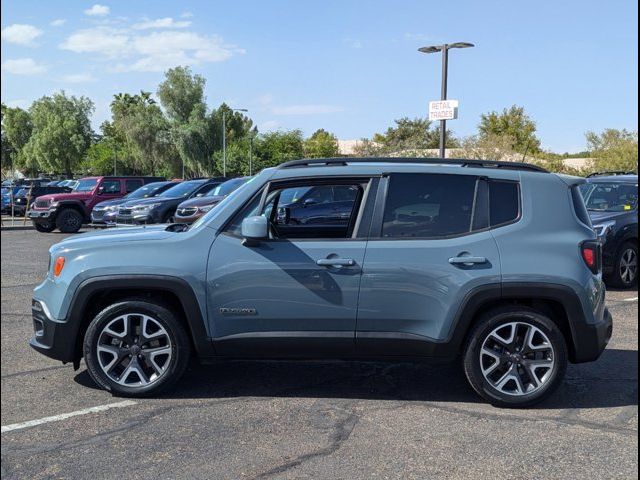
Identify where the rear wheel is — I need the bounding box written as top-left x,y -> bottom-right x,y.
463,306 -> 567,407
83,300 -> 191,397
609,241 -> 638,288
55,208 -> 83,233
34,221 -> 55,233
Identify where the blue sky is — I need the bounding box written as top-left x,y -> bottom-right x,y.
1,0 -> 637,152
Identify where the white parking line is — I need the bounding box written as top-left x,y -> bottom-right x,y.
623,296 -> 638,302
1,400 -> 137,434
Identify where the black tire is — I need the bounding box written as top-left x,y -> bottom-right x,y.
83,299 -> 191,397
55,208 -> 83,233
608,241 -> 638,289
463,306 -> 568,408
163,212 -> 175,224
34,221 -> 55,233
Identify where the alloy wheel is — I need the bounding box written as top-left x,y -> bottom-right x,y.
96,313 -> 173,387
620,248 -> 637,285
480,321 -> 555,396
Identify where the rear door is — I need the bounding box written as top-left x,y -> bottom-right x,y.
356,173 -> 501,356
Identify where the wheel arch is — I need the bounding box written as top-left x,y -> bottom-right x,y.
448,283 -> 589,363
56,200 -> 89,219
67,275 -> 214,366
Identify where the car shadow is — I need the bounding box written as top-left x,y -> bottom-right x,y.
74,348 -> 637,409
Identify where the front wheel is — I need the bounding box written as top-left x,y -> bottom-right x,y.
55,208 -> 83,233
463,306 -> 567,408
34,221 -> 55,233
83,300 -> 191,397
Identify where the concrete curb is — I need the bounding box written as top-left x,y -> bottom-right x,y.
0,224 -> 35,231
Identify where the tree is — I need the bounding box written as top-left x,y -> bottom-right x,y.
2,105 -> 33,172
456,133 -> 520,161
157,66 -> 206,123
353,117 -> 456,157
304,129 -> 340,158
478,105 -> 541,154
586,129 -> 638,173
23,92 -> 94,176
252,130 -> 304,170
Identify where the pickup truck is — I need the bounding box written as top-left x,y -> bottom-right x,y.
28,176 -> 164,233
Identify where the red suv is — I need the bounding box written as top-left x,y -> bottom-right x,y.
28,176 -> 164,233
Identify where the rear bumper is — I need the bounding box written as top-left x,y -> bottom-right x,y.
571,307 -> 613,363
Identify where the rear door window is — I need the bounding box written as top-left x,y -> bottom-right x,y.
125,179 -> 143,193
382,173 -> 478,238
100,180 -> 121,194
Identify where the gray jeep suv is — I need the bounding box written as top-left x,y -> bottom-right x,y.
30,158 -> 612,407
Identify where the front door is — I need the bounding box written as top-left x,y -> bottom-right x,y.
206,177 -> 374,357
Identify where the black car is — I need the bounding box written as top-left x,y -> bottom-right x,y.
116,177 -> 227,225
12,185 -> 72,216
580,172 -> 638,287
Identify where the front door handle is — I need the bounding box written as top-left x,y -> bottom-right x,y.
448,256 -> 487,266
317,258 -> 356,267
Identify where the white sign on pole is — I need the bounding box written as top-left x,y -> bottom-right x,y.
428,100 -> 459,121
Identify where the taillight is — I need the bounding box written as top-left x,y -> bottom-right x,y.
581,241 -> 601,274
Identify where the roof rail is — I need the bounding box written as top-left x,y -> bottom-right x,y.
586,170 -> 637,178
278,157 -> 548,173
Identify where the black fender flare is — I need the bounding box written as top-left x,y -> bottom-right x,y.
66,275 -> 214,360
55,200 -> 90,220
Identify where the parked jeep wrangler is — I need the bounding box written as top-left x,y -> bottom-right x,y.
30,158 -> 612,407
27,176 -> 164,233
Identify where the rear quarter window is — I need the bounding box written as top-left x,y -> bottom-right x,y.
489,181 -> 520,227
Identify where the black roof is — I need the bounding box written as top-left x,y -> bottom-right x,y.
278,157 -> 548,173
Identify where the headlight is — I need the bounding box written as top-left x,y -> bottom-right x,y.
132,203 -> 161,211
593,220 -> 616,239
198,204 -> 215,213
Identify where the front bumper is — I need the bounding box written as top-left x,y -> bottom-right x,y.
116,212 -> 154,225
29,299 -> 76,363
27,209 -> 54,220
571,307 -> 613,363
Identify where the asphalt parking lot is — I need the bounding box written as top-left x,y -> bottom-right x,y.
1,228 -> 637,480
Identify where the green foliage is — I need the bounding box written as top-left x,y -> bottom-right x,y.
586,129 -> 638,173
157,66 -> 206,123
23,92 -> 94,176
303,129 -> 340,158
2,104 -> 33,171
252,130 -> 304,169
478,105 -> 541,154
354,117 -> 457,157
456,133 -> 519,161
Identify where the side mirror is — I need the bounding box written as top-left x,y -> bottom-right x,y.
97,186 -> 105,194
241,216 -> 268,246
303,198 -> 316,206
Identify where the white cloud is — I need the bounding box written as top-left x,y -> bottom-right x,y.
1,24 -> 43,46
133,17 -> 192,30
60,27 -> 129,57
271,104 -> 345,115
61,73 -> 96,83
84,4 -> 110,16
61,27 -> 243,72
1,58 -> 46,75
50,19 -> 67,27
180,12 -> 194,18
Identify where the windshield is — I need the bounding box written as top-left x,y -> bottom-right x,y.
126,182 -> 168,199
579,182 -> 638,212
75,179 -> 99,192
159,180 -> 203,198
207,178 -> 249,197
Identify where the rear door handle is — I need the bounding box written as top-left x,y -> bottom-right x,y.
448,256 -> 487,266
317,258 -> 356,267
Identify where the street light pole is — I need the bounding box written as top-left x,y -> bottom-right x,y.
418,42 -> 474,159
222,108 -> 248,177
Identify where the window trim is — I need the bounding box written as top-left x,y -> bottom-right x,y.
222,175 -> 379,242
370,172 -> 488,241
